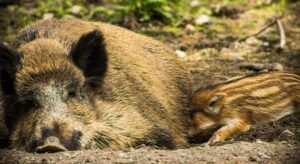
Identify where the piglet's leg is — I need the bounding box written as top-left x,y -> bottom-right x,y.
207,119 -> 251,145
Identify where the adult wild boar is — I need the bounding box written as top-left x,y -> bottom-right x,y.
0,18 -> 192,153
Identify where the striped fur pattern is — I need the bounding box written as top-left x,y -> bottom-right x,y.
189,71 -> 300,145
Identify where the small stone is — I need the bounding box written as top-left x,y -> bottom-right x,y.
70,5 -> 82,15
175,50 -> 187,58
272,63 -> 284,71
256,139 -> 263,144
2,42 -> 9,46
185,24 -> 196,32
230,53 -> 245,61
195,15 -> 211,25
43,13 -> 54,20
262,42 -> 270,47
245,37 -> 262,46
260,153 -> 271,159
190,0 -> 200,7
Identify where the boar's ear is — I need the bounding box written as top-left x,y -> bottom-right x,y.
70,30 -> 108,88
0,44 -> 22,95
207,93 -> 226,114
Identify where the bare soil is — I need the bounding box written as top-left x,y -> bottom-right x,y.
1,1 -> 300,163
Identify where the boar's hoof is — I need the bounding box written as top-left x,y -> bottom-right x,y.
35,136 -> 67,153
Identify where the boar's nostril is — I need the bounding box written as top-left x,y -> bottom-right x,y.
35,136 -> 67,153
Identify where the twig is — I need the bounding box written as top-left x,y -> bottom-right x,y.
239,16 -> 283,42
276,19 -> 286,49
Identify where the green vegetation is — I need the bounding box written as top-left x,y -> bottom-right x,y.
0,0 -> 298,43
17,0 -> 186,24
0,0 -> 188,42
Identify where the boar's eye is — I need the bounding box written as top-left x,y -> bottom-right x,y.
64,82 -> 80,101
62,87 -> 78,102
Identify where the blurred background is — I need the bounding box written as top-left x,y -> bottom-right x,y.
0,0 -> 299,84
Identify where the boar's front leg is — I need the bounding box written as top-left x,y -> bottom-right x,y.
207,119 -> 251,145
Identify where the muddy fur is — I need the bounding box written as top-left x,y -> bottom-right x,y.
0,18 -> 192,151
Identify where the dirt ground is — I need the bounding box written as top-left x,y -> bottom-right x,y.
1,1 -> 300,163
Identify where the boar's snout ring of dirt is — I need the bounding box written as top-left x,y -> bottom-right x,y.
0,18 -> 192,152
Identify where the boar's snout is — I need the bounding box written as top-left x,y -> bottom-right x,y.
35,136 -> 67,153
30,126 -> 82,153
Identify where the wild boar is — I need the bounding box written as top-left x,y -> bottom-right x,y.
0,18 -> 192,152
188,71 -> 300,145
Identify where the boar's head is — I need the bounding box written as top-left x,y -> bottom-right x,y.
0,30 -> 108,152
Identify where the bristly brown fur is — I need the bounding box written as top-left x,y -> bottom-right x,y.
0,18 -> 192,151
189,71 -> 300,145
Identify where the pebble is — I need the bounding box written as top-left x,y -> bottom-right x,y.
256,139 -> 263,144
272,63 -> 284,71
261,154 -> 271,159
70,5 -> 82,15
245,36 -> 262,46
175,50 -> 187,58
190,0 -> 200,7
262,42 -> 270,47
2,42 -> 9,46
43,13 -> 54,20
185,24 -> 196,32
230,53 -> 245,61
195,15 -> 211,25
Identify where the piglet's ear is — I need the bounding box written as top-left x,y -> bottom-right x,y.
0,44 -> 22,95
207,93 -> 226,114
70,30 -> 108,88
